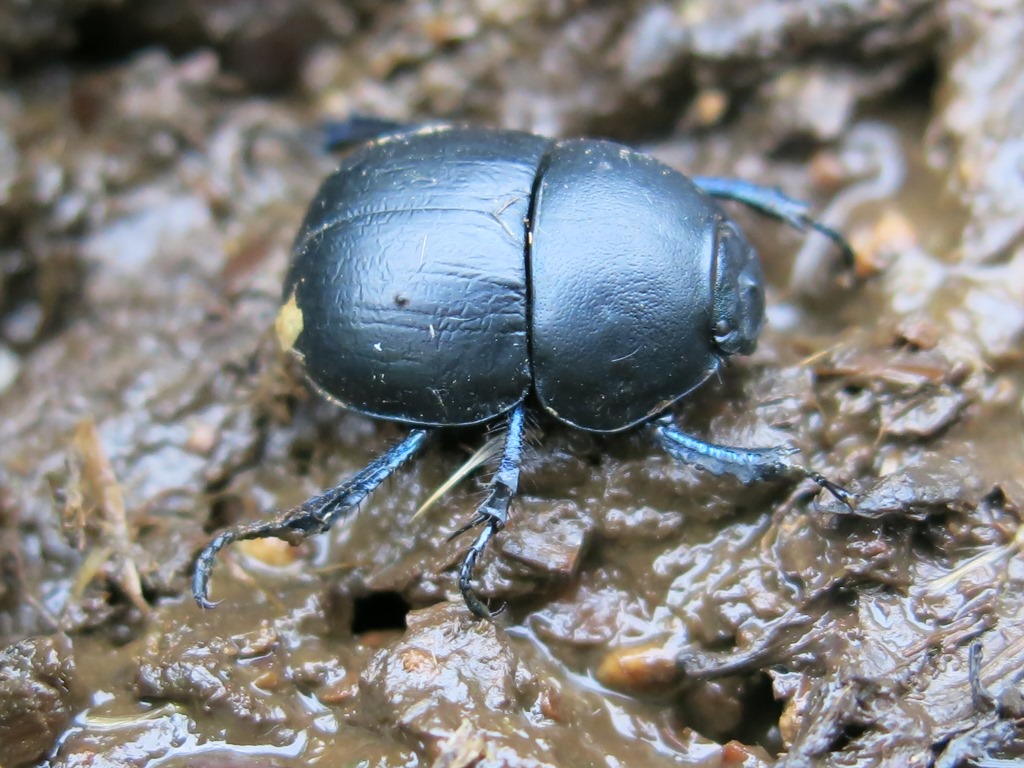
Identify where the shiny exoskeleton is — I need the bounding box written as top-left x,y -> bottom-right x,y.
194,124 -> 854,618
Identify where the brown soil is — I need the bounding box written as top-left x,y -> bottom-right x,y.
1,2 -> 1022,766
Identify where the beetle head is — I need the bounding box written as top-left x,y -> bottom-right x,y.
710,218 -> 765,357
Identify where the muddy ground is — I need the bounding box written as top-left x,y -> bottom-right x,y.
1,1 -> 1023,766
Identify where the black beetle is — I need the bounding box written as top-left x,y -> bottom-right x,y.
194,123 -> 854,618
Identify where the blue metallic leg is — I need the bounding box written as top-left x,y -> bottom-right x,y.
321,117 -> 418,151
450,404 -> 527,619
193,429 -> 432,608
693,176 -> 855,269
651,415 -> 853,507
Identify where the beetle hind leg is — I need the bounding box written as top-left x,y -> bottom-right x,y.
651,415 -> 854,507
192,428 -> 432,608
320,116 -> 413,151
451,404 -> 527,619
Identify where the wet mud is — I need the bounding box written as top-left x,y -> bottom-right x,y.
1,1 -> 1023,766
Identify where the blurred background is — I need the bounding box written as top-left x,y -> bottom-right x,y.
1,1 -> 1023,766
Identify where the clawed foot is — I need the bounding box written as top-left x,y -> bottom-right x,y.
192,429 -> 431,610
760,196 -> 855,271
800,468 -> 857,508
192,506 -> 328,609
450,512 -> 506,619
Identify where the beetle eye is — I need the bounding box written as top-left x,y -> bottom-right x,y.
742,277 -> 762,305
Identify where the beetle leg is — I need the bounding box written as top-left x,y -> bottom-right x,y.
192,428 -> 432,609
692,176 -> 855,270
651,415 -> 854,508
450,404 -> 526,619
320,116 -> 414,151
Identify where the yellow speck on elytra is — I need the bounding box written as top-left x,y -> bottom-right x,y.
275,291 -> 304,352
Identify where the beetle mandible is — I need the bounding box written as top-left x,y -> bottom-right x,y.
193,123 -> 854,618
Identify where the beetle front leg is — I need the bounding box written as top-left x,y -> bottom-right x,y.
450,404 -> 527,619
692,176 -> 855,270
193,428 -> 432,608
651,415 -> 854,507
